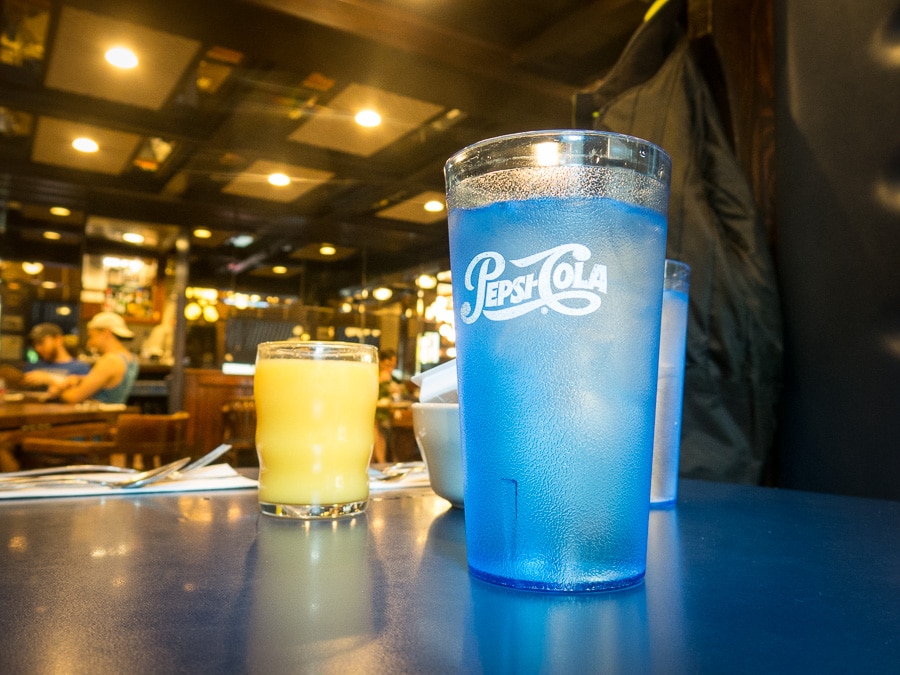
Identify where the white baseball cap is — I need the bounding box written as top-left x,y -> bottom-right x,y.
87,312 -> 134,339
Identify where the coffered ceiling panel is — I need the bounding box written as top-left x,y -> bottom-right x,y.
221,160 -> 335,203
376,191 -> 448,224
43,5 -> 201,110
288,83 -> 445,157
31,116 -> 141,174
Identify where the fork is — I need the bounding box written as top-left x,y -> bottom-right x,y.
0,457 -> 190,490
368,462 -> 427,482
0,443 -> 233,481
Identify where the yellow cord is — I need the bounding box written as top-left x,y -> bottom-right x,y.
644,0 -> 670,22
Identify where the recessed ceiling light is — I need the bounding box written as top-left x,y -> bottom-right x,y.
72,137 -> 99,153
105,46 -> 138,69
272,266 -> 287,274
56,306 -> 72,316
354,109 -> 381,127
43,231 -> 62,240
424,200 -> 444,213
268,173 -> 291,187
319,244 -> 337,256
193,228 -> 212,239
49,206 -> 71,217
122,232 -> 145,244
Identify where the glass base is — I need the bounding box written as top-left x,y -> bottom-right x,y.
469,565 -> 645,593
259,499 -> 367,519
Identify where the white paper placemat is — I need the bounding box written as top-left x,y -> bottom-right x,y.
0,463 -> 433,500
0,464 -> 258,500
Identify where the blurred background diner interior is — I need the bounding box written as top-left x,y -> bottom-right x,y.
0,0 -> 898,499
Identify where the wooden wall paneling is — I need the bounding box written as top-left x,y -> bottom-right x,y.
182,369 -> 254,454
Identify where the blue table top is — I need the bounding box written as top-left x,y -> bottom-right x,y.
1,479 -> 898,673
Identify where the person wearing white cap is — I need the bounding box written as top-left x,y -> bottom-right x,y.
47,312 -> 140,404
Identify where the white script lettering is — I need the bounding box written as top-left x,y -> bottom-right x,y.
459,244 -> 607,324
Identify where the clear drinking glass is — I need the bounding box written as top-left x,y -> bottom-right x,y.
445,130 -> 671,591
254,341 -> 378,518
650,259 -> 691,506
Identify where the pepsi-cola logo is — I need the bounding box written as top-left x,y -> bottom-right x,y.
459,244 -> 607,324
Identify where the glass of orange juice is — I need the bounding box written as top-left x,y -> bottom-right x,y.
254,341 -> 379,518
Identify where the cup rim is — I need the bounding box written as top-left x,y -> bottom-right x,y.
412,402 -> 459,410
256,340 -> 377,362
445,129 -> 671,186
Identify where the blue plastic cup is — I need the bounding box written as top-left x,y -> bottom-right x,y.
445,130 -> 671,591
650,260 -> 691,507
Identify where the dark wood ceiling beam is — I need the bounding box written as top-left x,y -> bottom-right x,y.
64,0 -> 573,134
513,0 -> 643,69
0,85 -> 215,145
246,0 -> 574,102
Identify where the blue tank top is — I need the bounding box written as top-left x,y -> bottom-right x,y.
93,353 -> 140,404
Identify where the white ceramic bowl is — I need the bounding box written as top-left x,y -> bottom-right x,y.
412,402 -> 463,508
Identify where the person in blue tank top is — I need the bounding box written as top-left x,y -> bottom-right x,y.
47,312 -> 140,405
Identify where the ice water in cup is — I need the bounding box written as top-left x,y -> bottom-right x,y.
445,130 -> 671,591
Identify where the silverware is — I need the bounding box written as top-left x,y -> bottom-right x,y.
0,443 -> 234,481
0,457 -> 190,490
368,462 -> 427,482
0,465 -> 137,478
181,443 -> 232,473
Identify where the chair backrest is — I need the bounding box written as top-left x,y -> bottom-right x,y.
19,413 -> 189,469
221,398 -> 256,447
221,398 -> 257,466
114,412 -> 190,468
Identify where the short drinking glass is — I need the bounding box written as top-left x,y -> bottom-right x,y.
254,341 -> 378,519
445,130 -> 671,591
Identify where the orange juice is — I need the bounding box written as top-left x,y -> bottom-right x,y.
254,354 -> 378,512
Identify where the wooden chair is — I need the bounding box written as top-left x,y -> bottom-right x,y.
20,412 -> 190,469
221,398 -> 257,467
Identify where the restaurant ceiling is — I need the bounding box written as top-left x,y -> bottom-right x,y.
0,0 -> 653,305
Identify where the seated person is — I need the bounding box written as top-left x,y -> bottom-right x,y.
47,313 -> 139,405
21,323 -> 91,388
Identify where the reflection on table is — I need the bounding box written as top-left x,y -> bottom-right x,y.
0,479 -> 897,671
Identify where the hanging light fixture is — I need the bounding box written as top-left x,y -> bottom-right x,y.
372,287 -> 393,301
416,274 -> 437,289
184,302 -> 202,321
22,262 -> 44,275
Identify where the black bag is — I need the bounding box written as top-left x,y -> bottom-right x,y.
575,3 -> 783,483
